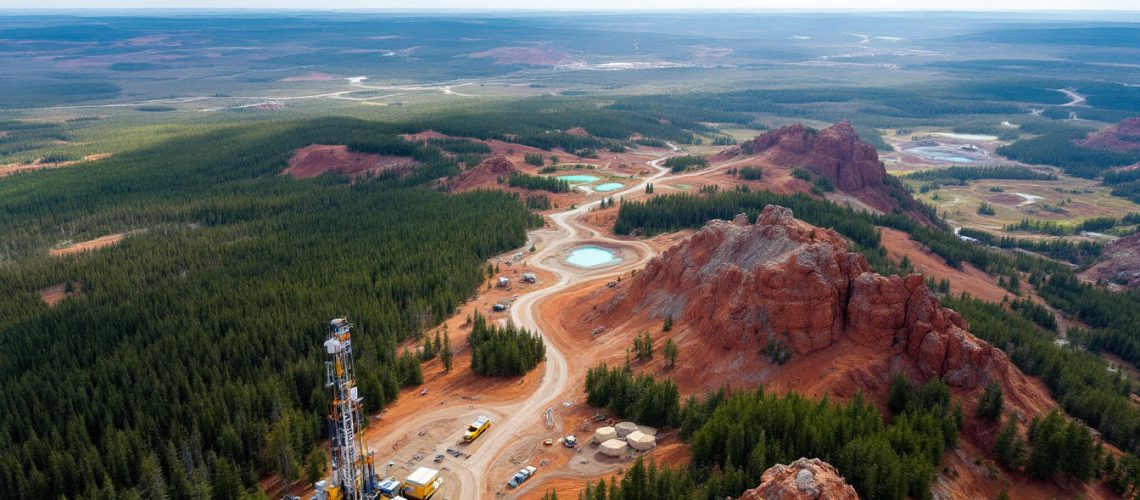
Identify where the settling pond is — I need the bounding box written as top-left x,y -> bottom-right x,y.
565,246 -> 620,268
594,182 -> 624,192
559,175 -> 600,184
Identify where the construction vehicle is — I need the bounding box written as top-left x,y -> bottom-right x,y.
314,318 -> 384,500
401,467 -> 442,500
463,415 -> 491,442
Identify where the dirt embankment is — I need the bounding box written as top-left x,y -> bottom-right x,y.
50,233 -> 129,256
282,144 -> 416,179
879,227 -> 1011,303
0,153 -> 111,178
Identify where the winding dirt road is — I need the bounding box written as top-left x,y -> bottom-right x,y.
359,145 -> 676,500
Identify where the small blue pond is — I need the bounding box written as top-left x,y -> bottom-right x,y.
559,175 -> 600,184
594,182 -> 624,192
906,147 -> 974,164
566,246 -> 619,268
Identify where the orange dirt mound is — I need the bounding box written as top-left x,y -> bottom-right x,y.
283,144 -> 416,179
51,233 -> 127,256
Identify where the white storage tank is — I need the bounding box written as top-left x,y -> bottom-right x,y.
626,430 -> 656,451
599,438 -> 628,457
593,426 -> 617,443
614,421 -> 638,438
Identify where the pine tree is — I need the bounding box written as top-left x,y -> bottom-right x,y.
664,339 -> 678,368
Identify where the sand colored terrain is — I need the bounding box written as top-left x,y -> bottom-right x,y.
282,144 -> 416,179
0,153 -> 111,178
50,232 -> 128,256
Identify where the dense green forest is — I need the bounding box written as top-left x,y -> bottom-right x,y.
508,172 -> 572,193
467,312 -> 546,377
957,228 -> 1103,265
996,121 -> 1140,179
662,155 -> 708,173
903,165 -> 1057,185
580,366 -> 960,500
0,118 -> 542,499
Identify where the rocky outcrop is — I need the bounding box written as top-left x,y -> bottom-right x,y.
593,205 -> 1011,389
1081,232 -> 1140,290
739,122 -> 884,193
1077,117 -> 1140,152
447,155 -> 518,191
718,122 -> 934,225
740,458 -> 858,500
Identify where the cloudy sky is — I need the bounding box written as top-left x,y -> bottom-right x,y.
1,0 -> 1139,10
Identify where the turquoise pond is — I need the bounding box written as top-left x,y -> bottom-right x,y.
594,182 -> 624,192
904,146 -> 974,163
566,246 -> 619,268
558,175 -> 600,184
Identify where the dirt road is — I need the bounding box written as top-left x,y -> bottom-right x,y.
359,145 -> 678,499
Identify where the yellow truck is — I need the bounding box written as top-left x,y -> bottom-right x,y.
463,415 -> 490,442
401,467 -> 442,500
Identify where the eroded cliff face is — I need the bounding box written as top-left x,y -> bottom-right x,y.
718,122 -> 934,225
593,205 -> 1010,389
739,458 -> 858,500
447,155 -> 517,191
1082,231 -> 1140,290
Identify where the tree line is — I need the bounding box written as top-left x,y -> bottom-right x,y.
467,312 -> 546,377
0,118 -> 542,499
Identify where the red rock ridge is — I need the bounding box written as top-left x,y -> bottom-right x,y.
739,458 -> 858,500
716,122 -> 934,225
591,205 -> 1013,389
446,155 -> 518,191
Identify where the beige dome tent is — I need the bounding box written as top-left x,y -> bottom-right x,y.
614,421 -> 638,438
626,431 -> 656,451
593,426 -> 617,444
599,439 -> 628,457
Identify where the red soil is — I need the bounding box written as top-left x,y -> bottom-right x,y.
468,46 -> 573,66
1077,117 -> 1140,152
51,233 -> 127,256
879,227 -> 1011,303
282,145 -> 416,179
37,282 -> 81,306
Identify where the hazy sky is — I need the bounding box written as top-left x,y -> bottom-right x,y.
2,0 -> 1139,11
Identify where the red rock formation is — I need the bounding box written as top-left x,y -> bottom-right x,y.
1077,117 -> 1140,152
740,458 -> 858,500
447,155 -> 518,191
1081,232 -> 1140,290
717,122 -> 934,225
592,205 -> 1011,389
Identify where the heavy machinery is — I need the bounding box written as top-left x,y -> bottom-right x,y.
401,467 -> 442,500
312,318 -> 443,500
314,318 -> 383,500
463,415 -> 491,442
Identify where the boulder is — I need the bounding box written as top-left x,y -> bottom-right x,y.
740,458 -> 858,500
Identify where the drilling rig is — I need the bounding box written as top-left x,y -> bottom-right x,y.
314,318 -> 381,500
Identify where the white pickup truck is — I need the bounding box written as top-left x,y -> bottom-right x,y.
507,465 -> 538,488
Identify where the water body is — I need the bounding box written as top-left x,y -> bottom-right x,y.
932,132 -> 998,141
566,246 -> 620,268
594,182 -> 624,192
559,175 -> 600,184
905,146 -> 974,163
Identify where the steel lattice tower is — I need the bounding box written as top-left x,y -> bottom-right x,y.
323,318 -> 379,500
